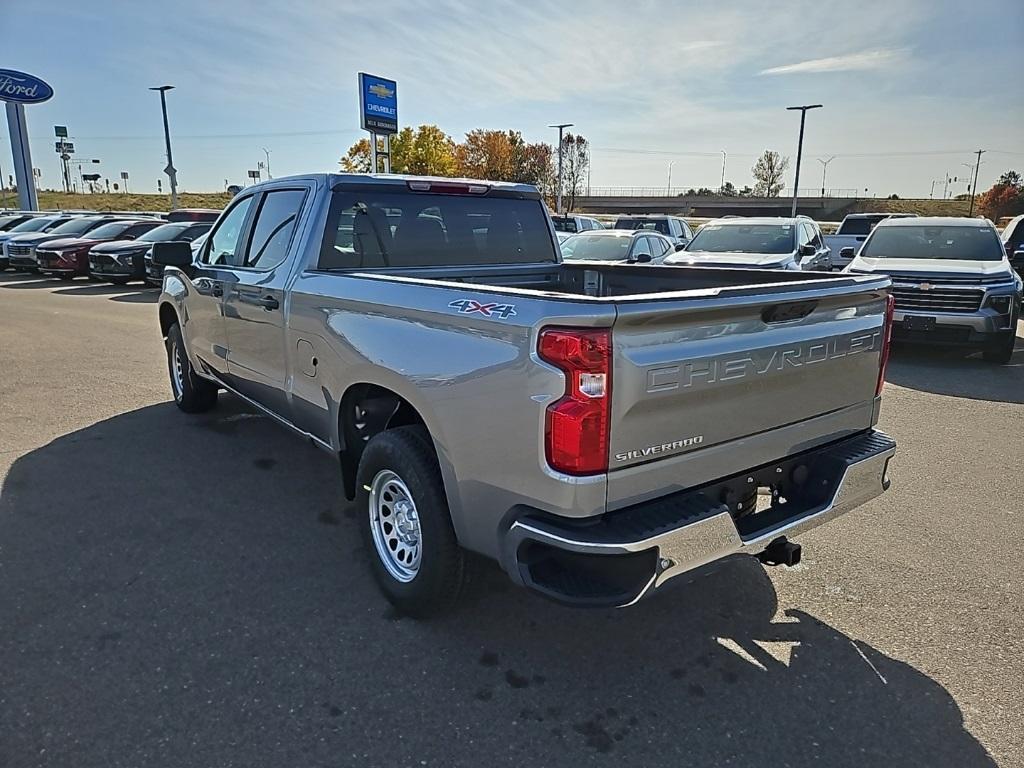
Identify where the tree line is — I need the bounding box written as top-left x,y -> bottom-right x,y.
340,126 -> 590,210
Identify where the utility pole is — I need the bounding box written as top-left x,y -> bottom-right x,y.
150,85 -> 179,209
720,150 -> 727,193
818,156 -> 836,196
667,161 -> 675,195
968,150 -> 985,217
548,123 -> 573,215
261,147 -> 272,179
786,104 -> 822,216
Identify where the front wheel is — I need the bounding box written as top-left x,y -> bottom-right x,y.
166,322 -> 219,412
982,331 -> 1016,364
356,426 -> 467,617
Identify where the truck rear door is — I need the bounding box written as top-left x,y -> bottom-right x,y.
605,279 -> 890,509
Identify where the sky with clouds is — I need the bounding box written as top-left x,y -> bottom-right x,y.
2,0 -> 1022,197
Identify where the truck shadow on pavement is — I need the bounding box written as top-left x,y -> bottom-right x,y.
0,398 -> 995,767
886,330 -> 1024,404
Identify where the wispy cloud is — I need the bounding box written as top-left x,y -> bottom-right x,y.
759,48 -> 908,75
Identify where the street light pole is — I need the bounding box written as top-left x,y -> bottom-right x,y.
968,149 -> 985,217
786,104 -> 822,216
818,156 -> 836,197
667,161 -> 675,195
261,147 -> 272,179
150,85 -> 179,210
548,123 -> 573,215
720,150 -> 727,193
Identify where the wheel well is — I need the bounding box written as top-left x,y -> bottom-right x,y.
159,303 -> 178,338
338,384 -> 428,500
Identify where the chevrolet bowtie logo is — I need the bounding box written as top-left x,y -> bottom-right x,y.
917,283 -> 933,291
369,83 -> 394,99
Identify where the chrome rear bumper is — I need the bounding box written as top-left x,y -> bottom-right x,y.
505,430 -> 895,607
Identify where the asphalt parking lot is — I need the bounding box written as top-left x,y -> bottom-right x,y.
1,272 -> 1021,768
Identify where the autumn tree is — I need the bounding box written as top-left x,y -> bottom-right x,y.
558,133 -> 590,212
455,129 -> 553,190
751,150 -> 790,197
341,126 -> 554,191
978,169 -> 1024,221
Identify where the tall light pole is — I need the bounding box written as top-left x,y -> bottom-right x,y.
720,150 -> 727,193
786,104 -> 822,216
261,147 -> 272,179
150,85 -> 179,210
667,160 -> 675,195
818,155 -> 836,197
549,123 -> 573,214
968,149 -> 985,217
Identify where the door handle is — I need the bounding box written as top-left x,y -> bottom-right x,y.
236,291 -> 279,311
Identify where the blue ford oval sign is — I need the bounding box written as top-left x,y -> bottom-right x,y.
0,69 -> 54,104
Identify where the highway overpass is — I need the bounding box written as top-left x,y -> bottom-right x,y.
573,194 -> 860,218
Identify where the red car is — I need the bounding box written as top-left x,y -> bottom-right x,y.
35,219 -> 162,279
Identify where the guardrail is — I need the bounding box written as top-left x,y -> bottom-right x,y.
580,187 -> 861,198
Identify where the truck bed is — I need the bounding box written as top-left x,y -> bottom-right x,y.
343,261 -> 875,301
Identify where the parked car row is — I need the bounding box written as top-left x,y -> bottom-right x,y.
0,209 -> 217,285
561,215 -> 830,271
557,211 -> 1020,365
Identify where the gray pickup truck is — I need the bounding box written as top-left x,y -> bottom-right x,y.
153,173 -> 897,616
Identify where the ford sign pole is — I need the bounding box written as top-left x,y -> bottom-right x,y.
0,69 -> 54,210
150,85 -> 179,210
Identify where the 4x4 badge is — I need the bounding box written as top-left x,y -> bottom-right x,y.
448,299 -> 517,319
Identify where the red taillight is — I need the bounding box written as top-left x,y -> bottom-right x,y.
538,327 -> 612,475
876,294 -> 895,396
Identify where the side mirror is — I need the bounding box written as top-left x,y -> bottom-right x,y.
839,246 -> 855,259
634,252 -> 652,263
674,242 -> 687,252
799,244 -> 816,256
152,240 -> 194,267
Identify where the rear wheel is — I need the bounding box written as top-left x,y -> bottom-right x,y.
355,426 -> 466,617
166,322 -> 218,412
982,331 -> 1016,364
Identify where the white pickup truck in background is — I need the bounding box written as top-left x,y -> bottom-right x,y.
826,213 -> 918,270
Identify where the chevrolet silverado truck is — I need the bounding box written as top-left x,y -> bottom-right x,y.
153,173 -> 897,616
845,216 -> 1021,364
825,212 -> 918,270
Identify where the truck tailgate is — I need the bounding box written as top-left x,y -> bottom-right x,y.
607,281 -> 889,509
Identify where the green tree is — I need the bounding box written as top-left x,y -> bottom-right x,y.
340,125 -> 457,175
752,150 -> 790,197
340,138 -> 372,172
391,125 -> 457,176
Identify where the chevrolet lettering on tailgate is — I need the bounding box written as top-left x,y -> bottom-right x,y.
647,331 -> 881,392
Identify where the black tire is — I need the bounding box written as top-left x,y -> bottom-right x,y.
982,331 -> 1016,364
356,425 -> 466,617
166,322 -> 218,412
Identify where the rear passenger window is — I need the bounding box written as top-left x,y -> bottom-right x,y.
245,189 -> 306,270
